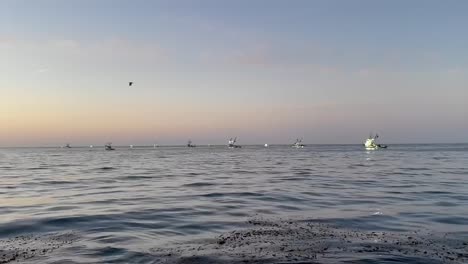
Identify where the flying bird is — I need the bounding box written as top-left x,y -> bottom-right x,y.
129,82 -> 133,86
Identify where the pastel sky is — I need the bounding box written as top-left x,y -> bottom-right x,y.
1,0 -> 467,146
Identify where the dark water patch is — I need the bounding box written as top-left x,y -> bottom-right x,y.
431,216 -> 468,225
27,167 -> 49,170
41,180 -> 75,185
401,167 -> 432,171
388,184 -> 418,189
98,166 -> 117,171
53,164 -> 80,168
433,156 -> 450,160
399,212 -> 434,219
340,199 -> 380,206
46,206 -> 80,211
174,222 -> 228,235
275,204 -> 302,211
182,182 -> 216,187
442,170 -> 468,175
87,246 -> 127,257
0,215 -> 118,237
230,170 -> 256,174
300,191 -> 323,197
201,192 -> 264,198
275,176 -> 309,181
226,211 -> 249,217
449,195 -> 468,201
120,221 -> 170,230
386,191 -> 404,194
263,170 -> 283,175
350,163 -> 368,167
417,190 -> 452,195
433,201 -> 458,207
41,215 -> 114,228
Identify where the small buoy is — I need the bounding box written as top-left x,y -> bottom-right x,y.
264,144 -> 268,147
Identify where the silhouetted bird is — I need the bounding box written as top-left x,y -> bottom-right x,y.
129,82 -> 133,86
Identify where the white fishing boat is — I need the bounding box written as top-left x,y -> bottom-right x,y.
228,137 -> 241,148
364,133 -> 387,150
292,138 -> 305,148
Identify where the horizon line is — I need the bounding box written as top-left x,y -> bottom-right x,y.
1,142 -> 467,149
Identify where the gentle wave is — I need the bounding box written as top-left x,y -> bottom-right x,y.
0,144 -> 467,263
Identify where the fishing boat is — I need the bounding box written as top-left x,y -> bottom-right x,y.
105,143 -> 115,151
364,133 -> 387,150
228,137 -> 241,148
292,138 -> 305,148
187,140 -> 196,148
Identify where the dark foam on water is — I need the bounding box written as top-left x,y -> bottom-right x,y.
151,217 -> 468,264
0,232 -> 78,263
0,219 -> 466,264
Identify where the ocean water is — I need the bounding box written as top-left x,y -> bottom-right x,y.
0,144 -> 467,263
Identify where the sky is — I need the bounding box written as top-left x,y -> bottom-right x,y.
1,0 -> 467,146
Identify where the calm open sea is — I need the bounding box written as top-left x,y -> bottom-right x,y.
0,144 -> 467,263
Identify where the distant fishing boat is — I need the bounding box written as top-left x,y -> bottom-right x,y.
228,137 -> 241,148
364,133 -> 387,150
292,138 -> 305,148
105,143 -> 115,151
64,143 -> 72,149
187,140 -> 196,148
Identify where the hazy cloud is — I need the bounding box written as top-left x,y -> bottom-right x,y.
4,36 -> 170,66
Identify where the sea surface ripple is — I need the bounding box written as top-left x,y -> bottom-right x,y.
0,144 -> 467,263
